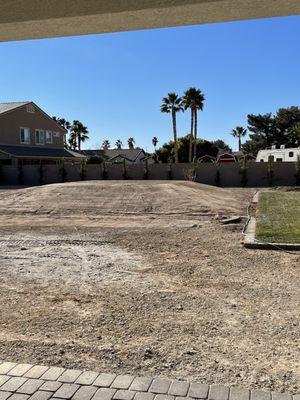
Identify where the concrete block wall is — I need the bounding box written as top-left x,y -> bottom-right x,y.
0,162 -> 299,187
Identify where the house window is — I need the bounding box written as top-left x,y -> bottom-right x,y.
276,158 -> 283,162
45,130 -> 53,144
289,151 -> 294,157
53,132 -> 60,138
35,130 -> 44,145
20,127 -> 30,144
26,104 -> 35,113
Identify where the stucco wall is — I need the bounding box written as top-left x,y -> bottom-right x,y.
0,105 -> 65,148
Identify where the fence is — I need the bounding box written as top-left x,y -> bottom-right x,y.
0,162 -> 299,187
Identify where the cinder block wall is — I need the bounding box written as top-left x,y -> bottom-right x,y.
0,162 -> 298,187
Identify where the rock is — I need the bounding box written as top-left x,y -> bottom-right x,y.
220,216 -> 242,225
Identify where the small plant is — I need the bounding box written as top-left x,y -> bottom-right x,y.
143,159 -> 149,180
267,155 -> 274,186
215,167 -> 221,187
59,160 -> 67,183
167,157 -> 173,180
122,159 -> 128,179
80,159 -> 86,181
18,162 -> 24,185
295,155 -> 300,186
102,160 -> 108,180
192,156 -> 198,181
38,162 -> 44,185
239,157 -> 248,187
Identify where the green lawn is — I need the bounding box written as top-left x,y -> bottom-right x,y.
256,191 -> 300,244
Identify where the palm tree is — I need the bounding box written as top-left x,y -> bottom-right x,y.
102,140 -> 110,149
68,135 -> 77,151
70,120 -> 89,151
183,87 -> 205,162
53,117 -> 71,148
231,126 -> 247,151
152,137 -> 158,151
115,139 -> 123,149
128,137 -> 135,149
161,93 -> 184,163
53,117 -> 71,131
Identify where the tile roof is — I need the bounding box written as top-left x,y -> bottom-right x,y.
0,102 -> 30,115
0,144 -> 85,158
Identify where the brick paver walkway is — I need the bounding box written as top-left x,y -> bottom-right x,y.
0,361 -> 298,400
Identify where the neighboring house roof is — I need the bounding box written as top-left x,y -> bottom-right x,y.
0,101 -> 67,133
0,144 -> 85,158
0,102 -> 30,115
216,151 -> 237,163
80,149 -> 105,157
198,155 -> 216,162
81,148 -> 146,162
105,148 -> 145,162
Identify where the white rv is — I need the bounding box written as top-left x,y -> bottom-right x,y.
256,145 -> 300,162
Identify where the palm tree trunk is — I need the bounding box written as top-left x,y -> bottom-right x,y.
78,135 -> 81,151
193,109 -> 198,160
238,136 -> 241,152
189,108 -> 194,163
172,110 -> 178,163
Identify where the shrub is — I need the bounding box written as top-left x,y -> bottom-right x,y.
88,156 -> 103,164
38,162 -> 44,185
192,157 -> 198,181
80,159 -> 86,181
167,158 -> 173,180
215,167 -> 221,186
295,155 -> 300,186
18,163 -> 24,185
143,159 -> 149,180
267,155 -> 274,186
122,159 -> 128,179
102,160 -> 108,180
239,157 -> 248,187
59,160 -> 67,183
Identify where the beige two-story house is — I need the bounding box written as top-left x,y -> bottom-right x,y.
0,102 -> 85,164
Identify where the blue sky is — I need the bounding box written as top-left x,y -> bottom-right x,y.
0,15 -> 299,151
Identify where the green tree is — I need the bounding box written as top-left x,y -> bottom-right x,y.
183,87 -> 205,162
155,135 -> 230,163
115,139 -> 123,149
211,140 -> 231,152
70,120 -> 89,151
242,106 -> 300,155
231,126 -> 247,151
102,140 -> 110,149
161,93 -> 184,163
289,122 -> 300,144
128,137 -> 135,149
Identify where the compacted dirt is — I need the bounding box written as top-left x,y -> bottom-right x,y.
0,181 -> 299,394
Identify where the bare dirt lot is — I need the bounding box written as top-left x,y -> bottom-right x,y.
0,181 -> 299,394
